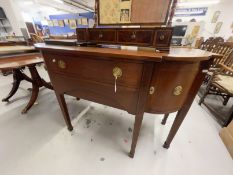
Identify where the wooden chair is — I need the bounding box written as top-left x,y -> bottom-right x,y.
199,51 -> 233,106
30,33 -> 44,43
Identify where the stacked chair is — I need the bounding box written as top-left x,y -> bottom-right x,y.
199,38 -> 233,126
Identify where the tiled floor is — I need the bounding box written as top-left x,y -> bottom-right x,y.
0,67 -> 232,175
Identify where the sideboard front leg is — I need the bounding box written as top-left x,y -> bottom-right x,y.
163,59 -> 212,149
55,93 -> 73,131
129,62 -> 154,158
163,108 -> 188,149
129,113 -> 144,158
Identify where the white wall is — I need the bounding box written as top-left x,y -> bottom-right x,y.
0,0 -> 26,35
173,0 -> 233,40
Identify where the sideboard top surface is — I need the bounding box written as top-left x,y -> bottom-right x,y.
35,43 -> 217,62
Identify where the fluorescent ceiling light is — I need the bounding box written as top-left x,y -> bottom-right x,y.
177,0 -> 220,7
53,0 -> 64,4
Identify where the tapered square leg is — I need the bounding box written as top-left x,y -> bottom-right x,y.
55,93 -> 73,131
129,113 -> 144,158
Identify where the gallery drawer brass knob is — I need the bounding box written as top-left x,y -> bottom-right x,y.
149,86 -> 155,95
131,32 -> 136,39
173,86 -> 183,96
58,60 -> 66,69
52,59 -> 56,63
113,67 -> 122,78
159,35 -> 165,41
99,33 -> 103,38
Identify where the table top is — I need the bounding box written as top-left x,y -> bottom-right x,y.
0,41 -> 27,46
44,39 -> 77,46
0,46 -> 36,56
35,43 -> 219,62
0,52 -> 43,69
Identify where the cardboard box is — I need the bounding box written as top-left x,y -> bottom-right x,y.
219,127 -> 233,159
228,120 -> 233,136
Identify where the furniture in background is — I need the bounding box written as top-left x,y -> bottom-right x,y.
0,7 -> 12,35
0,46 -> 53,113
197,38 -> 233,126
30,33 -> 44,44
36,26 -> 217,158
26,22 -> 36,34
171,22 -> 204,47
199,53 -> 233,126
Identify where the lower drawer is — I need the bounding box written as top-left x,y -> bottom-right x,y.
50,73 -> 139,114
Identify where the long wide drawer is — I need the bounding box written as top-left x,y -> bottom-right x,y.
43,52 -> 143,89
49,73 -> 139,114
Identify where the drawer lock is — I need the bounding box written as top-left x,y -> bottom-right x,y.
149,86 -> 155,95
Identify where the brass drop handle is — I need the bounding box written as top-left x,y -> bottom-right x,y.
159,35 -> 165,41
173,86 -> 183,96
58,60 -> 66,69
113,67 -> 122,93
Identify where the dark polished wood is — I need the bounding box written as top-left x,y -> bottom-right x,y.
44,39 -> 77,46
76,28 -> 173,51
36,42 -> 216,158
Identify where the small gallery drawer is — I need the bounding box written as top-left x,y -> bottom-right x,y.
88,29 -> 116,43
43,52 -> 143,89
76,28 -> 88,42
155,29 -> 173,47
117,29 -> 154,46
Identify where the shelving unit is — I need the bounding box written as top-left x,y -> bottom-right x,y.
0,7 -> 12,36
0,18 -> 12,34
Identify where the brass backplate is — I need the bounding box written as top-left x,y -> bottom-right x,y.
173,86 -> 183,96
58,60 -> 66,69
113,67 -> 122,78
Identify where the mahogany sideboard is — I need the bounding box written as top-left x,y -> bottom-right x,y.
35,28 -> 217,158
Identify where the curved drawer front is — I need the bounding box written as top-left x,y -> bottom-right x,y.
43,53 -> 143,89
146,61 -> 200,114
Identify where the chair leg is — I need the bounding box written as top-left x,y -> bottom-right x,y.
223,96 -> 230,106
199,79 -> 213,105
161,114 -> 169,125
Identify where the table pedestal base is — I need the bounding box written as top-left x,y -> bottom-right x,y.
2,65 -> 53,114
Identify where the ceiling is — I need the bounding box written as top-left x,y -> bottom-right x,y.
15,0 -> 95,14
